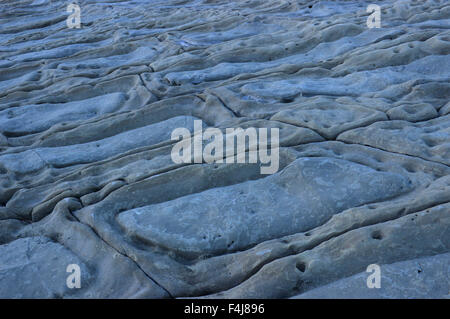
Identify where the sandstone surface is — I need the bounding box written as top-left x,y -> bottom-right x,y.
0,0 -> 448,298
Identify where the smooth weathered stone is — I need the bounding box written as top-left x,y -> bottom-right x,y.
387,103 -> 438,122
440,102 -> 450,116
0,116 -> 198,174
14,198 -> 170,298
0,0 -> 448,299
0,236 -> 91,298
117,157 -> 411,258
271,100 -> 387,139
0,93 -> 127,136
338,115 -> 450,165
204,203 -> 450,298
292,253 -> 450,299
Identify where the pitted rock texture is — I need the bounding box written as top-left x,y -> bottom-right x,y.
0,0 -> 449,298
291,252 -> 450,299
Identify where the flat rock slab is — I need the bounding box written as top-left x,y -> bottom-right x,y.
293,253 -> 450,299
117,157 -> 411,258
0,236 -> 90,298
271,100 -> 387,139
0,0 -> 449,298
338,115 -> 450,165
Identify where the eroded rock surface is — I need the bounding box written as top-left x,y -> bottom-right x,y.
0,0 -> 448,298
292,252 -> 450,299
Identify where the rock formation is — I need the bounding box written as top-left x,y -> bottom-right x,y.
0,0 -> 448,298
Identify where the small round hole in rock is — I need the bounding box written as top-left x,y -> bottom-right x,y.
296,261 -> 307,272
371,230 -> 383,240
281,97 -> 294,103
